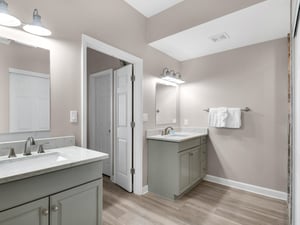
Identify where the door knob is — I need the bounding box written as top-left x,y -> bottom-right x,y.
52,205 -> 59,212
41,208 -> 49,216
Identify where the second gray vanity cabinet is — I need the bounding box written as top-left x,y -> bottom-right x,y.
0,198 -> 49,225
148,136 -> 207,199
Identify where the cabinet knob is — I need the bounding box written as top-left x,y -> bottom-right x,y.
52,205 -> 59,212
41,209 -> 49,216
189,152 -> 194,156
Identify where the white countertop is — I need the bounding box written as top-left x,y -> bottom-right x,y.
0,146 -> 109,184
147,132 -> 207,142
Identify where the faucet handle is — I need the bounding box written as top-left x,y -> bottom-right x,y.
8,148 -> 17,158
37,142 -> 49,154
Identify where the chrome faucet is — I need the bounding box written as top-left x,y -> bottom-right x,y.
24,137 -> 36,156
164,126 -> 174,135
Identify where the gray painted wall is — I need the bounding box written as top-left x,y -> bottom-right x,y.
147,0 -> 264,42
0,0 -> 180,146
87,48 -> 123,75
179,38 -> 288,192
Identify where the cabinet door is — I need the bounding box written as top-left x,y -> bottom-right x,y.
179,151 -> 190,192
0,198 -> 49,225
201,144 -> 207,178
50,180 -> 102,225
189,147 -> 201,184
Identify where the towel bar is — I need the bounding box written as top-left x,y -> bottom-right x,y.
203,107 -> 250,112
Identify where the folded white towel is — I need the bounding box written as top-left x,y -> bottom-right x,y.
208,107 -> 228,128
225,108 -> 241,128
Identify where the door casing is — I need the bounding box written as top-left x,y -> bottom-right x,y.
81,34 -> 144,195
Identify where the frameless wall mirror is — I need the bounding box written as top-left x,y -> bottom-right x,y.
0,36 -> 50,134
155,83 -> 177,125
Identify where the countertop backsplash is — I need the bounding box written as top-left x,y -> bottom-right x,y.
0,136 -> 75,156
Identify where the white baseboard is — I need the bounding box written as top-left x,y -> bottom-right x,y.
142,185 -> 148,194
110,175 -> 116,183
204,175 -> 288,201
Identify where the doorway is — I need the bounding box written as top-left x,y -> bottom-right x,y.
81,34 -> 144,195
88,69 -> 113,176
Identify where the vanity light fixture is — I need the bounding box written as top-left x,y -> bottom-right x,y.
23,9 -> 51,36
0,1 -> 51,37
0,0 -> 21,27
161,67 -> 185,84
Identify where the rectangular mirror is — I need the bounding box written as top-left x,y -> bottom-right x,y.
155,83 -> 177,125
0,37 -> 50,134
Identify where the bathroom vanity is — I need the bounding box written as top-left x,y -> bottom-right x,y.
0,146 -> 108,225
147,132 -> 207,199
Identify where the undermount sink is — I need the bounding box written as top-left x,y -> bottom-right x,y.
147,131 -> 207,142
0,152 -> 67,177
0,146 -> 109,184
167,133 -> 190,137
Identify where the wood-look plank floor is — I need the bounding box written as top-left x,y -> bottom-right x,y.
103,177 -> 288,225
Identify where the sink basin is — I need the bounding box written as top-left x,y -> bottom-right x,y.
0,152 -> 67,177
147,132 -> 207,142
168,133 -> 190,137
0,146 -> 109,184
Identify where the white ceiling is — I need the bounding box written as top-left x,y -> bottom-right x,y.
123,0 -> 184,18
149,0 -> 290,61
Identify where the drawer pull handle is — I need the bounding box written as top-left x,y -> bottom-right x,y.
41,209 -> 49,216
52,205 -> 59,212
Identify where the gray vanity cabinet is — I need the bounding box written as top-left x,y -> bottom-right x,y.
148,135 -> 207,199
50,180 -> 102,225
0,180 -> 102,225
0,161 -> 104,225
0,198 -> 48,225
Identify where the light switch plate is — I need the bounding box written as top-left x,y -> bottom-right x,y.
143,113 -> 149,122
184,119 -> 189,126
70,111 -> 78,123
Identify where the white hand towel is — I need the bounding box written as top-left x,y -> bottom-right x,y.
225,108 -> 241,128
208,107 -> 228,128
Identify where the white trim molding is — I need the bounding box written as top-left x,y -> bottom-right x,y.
142,185 -> 149,195
204,175 -> 288,201
9,68 -> 49,79
81,34 -> 144,195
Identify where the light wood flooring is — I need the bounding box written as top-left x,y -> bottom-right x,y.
103,177 -> 288,225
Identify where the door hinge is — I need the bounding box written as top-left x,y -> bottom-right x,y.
131,74 -> 135,82
131,121 -> 135,128
130,168 -> 135,174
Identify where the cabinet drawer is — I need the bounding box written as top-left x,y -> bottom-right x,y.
178,138 -> 200,152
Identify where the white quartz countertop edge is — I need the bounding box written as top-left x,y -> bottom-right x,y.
0,146 -> 109,185
147,133 -> 207,142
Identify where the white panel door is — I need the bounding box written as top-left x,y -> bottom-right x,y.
114,64 -> 133,192
88,69 -> 113,176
